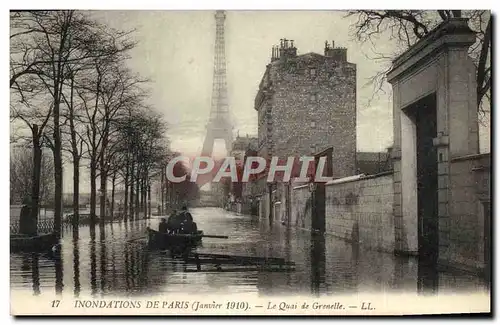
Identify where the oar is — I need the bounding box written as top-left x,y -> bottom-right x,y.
127,236 -> 147,242
201,235 -> 229,239
127,233 -> 228,240
163,234 -> 229,239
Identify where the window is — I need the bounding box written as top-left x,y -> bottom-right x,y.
310,93 -> 317,102
310,121 -> 316,128
310,68 -> 316,76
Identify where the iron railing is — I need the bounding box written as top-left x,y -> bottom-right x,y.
10,218 -> 55,235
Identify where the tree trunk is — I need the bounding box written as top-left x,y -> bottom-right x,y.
129,162 -> 135,221
135,171 -> 140,219
72,155 -> 80,233
140,176 -> 146,219
53,90 -> 63,239
28,125 -> 42,236
169,182 -> 173,210
68,75 -> 79,235
144,179 -> 147,218
99,158 -> 107,226
99,131 -> 109,225
160,167 -> 164,215
90,159 -> 97,225
53,141 -> 63,238
147,183 -> 151,219
110,171 -> 116,220
123,162 -> 129,221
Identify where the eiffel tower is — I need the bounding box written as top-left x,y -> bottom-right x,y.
201,10 -> 233,157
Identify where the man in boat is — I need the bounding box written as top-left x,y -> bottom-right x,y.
166,209 -> 182,233
158,218 -> 168,233
178,206 -> 197,234
181,213 -> 198,234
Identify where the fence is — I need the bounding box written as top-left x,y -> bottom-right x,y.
10,218 -> 55,235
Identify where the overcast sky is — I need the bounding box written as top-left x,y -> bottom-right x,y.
59,10 -> 489,193
92,10 -> 400,155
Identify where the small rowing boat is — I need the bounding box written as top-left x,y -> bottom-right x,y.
10,233 -> 59,253
146,227 -> 204,251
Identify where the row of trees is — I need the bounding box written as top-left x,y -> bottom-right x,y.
9,10 -> 174,235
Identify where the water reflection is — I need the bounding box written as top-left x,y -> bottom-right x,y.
54,248 -> 63,295
417,258 -> 439,295
31,253 -> 40,296
90,226 -> 97,297
72,236 -> 80,297
310,233 -> 326,296
9,208 -> 488,298
99,227 -> 107,294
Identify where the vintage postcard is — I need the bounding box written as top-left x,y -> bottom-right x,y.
9,8 -> 491,316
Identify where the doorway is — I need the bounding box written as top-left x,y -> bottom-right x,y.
312,148 -> 333,233
406,93 -> 439,264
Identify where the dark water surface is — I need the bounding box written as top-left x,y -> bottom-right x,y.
10,208 -> 488,298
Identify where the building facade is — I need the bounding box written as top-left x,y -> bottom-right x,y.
255,39 -> 357,179
228,134 -> 258,205
230,134 -> 258,161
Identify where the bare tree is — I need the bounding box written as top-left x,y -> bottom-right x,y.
10,147 -> 54,208
347,10 -> 491,112
10,70 -> 52,229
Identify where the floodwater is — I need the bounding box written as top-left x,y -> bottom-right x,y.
10,207 -> 489,298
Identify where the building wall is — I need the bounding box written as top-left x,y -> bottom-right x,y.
254,43 -> 357,179
267,55 -> 356,178
287,173 -> 394,252
324,173 -> 395,253
445,154 -> 491,273
284,154 -> 491,275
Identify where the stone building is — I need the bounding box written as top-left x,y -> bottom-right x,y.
254,39 -> 357,179
228,134 -> 257,203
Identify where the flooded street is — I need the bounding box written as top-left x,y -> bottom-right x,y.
10,208 -> 489,298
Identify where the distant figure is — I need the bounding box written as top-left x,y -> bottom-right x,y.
158,218 -> 168,233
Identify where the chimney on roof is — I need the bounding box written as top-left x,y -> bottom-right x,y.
279,37 -> 297,60
324,40 -> 347,61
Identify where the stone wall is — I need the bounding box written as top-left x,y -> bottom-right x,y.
284,153 -> 491,275
324,172 -> 395,252
444,153 -> 491,274
287,173 -> 394,252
